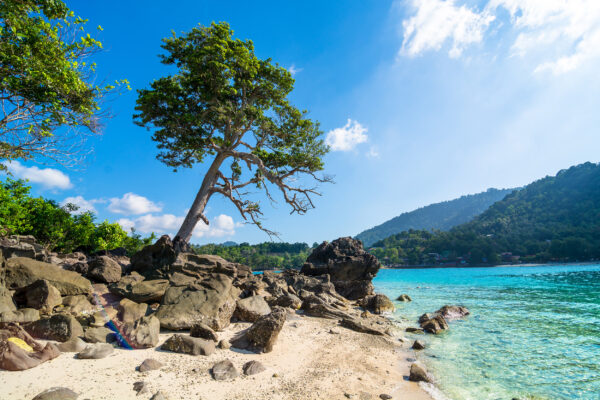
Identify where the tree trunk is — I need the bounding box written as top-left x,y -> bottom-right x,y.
174,153 -> 226,246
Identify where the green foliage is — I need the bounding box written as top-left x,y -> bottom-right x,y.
192,241 -> 312,270
0,0 -> 128,167
357,188 -> 515,247
0,178 -> 153,254
371,162 -> 600,265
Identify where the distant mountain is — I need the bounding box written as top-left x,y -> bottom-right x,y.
372,162 -> 600,265
356,188 -> 515,247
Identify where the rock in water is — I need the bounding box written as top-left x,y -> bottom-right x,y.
23,279 -> 62,313
412,340 -> 425,350
5,257 -> 92,295
117,298 -> 148,323
420,314 -> 449,334
359,294 -> 394,314
87,256 -> 122,284
436,305 -> 470,320
409,362 -> 431,382
243,360 -> 266,375
32,387 -> 79,400
211,359 -> 239,381
160,334 -> 215,356
230,307 -> 286,353
24,314 -> 83,342
76,343 -> 114,359
190,322 -> 218,342
138,358 -> 163,372
154,273 -> 239,331
300,237 -> 380,300
234,295 -> 271,322
396,294 -> 412,302
121,316 -> 160,348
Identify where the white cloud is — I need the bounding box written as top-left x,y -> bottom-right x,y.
366,146 -> 380,158
400,0 -> 600,74
326,119 -> 369,151
108,192 -> 162,215
2,161 -> 72,190
118,213 -> 236,239
61,196 -> 103,214
288,64 -> 303,76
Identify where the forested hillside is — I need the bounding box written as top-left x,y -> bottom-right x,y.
356,188 -> 514,246
371,162 -> 600,265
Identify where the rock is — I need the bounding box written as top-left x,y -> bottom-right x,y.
0,308 -> 40,323
234,295 -> 271,322
32,387 -> 79,400
379,395 -> 392,400
61,295 -> 95,314
24,314 -> 83,342
0,290 -> 16,314
405,327 -> 424,334
121,316 -> 160,349
420,314 -> 449,334
124,279 -> 169,303
300,295 -> 351,319
243,360 -> 266,375
62,261 -> 89,276
211,359 -> 239,381
56,337 -> 87,352
268,293 -> 302,309
155,273 -> 239,331
76,343 -> 114,359
0,235 -> 47,261
87,256 -> 122,284
436,305 -> 470,321
359,294 -> 395,314
412,340 -> 425,350
133,381 -> 150,395
138,358 -> 163,372
150,391 -> 169,400
5,257 -> 92,295
0,339 -> 60,371
409,362 -> 431,382
160,334 -> 215,356
339,318 -> 385,336
190,322 -> 218,342
23,280 -> 62,313
396,294 -> 412,302
117,298 -> 148,323
84,326 -> 116,343
217,339 -> 230,349
108,272 -> 145,297
230,307 -> 286,353
130,235 -> 178,277
300,237 -> 380,300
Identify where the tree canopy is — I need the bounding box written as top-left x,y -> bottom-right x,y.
135,22 -> 330,243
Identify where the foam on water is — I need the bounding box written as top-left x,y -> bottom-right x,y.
373,264 -> 600,400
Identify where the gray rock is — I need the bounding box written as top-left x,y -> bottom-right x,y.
108,272 -> 145,297
242,360 -> 266,376
117,298 -> 148,323
379,395 -> 392,400
190,322 -> 218,342
436,305 -> 470,321
420,314 -> 448,334
160,334 -> 215,356
24,280 -> 62,313
133,381 -> 150,395
396,294 -> 412,302
56,337 -> 87,352
130,235 -> 177,277
24,314 -> 83,342
121,316 -> 160,348
150,391 -> 169,400
5,257 -> 92,295
359,294 -> 394,314
32,387 -> 78,400
84,326 -> 116,343
0,308 -> 40,323
409,362 -> 431,382
87,256 -> 122,284
412,340 -> 425,350
217,339 -> 230,349
234,295 -> 271,322
139,358 -> 164,372
230,307 -> 286,353
58,295 -> 95,315
339,318 -> 385,336
211,359 -> 239,381
76,343 -> 114,359
125,279 -> 169,303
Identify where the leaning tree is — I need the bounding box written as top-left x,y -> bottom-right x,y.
134,22 -> 330,247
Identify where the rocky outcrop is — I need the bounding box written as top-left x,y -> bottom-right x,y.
61,295 -> 95,315
230,307 -> 286,353
155,273 -> 239,331
5,257 -> 92,295
359,294 -> 394,314
24,314 -> 83,342
87,256 -> 122,284
420,313 -> 449,334
130,235 -> 178,278
160,334 -> 215,356
234,295 -> 271,322
300,237 -> 380,300
412,340 -> 425,350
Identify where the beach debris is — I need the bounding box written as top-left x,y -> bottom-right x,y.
138,358 -> 164,372
234,295 -> 271,322
243,360 -> 266,375
211,359 -> 239,381
161,334 -> 215,356
412,340 -> 425,350
340,318 -> 385,336
190,322 -> 218,342
230,307 -> 286,353
396,294 -> 412,302
76,343 -> 114,359
24,314 -> 83,342
120,315 -> 160,348
409,362 -> 431,382
32,387 -> 79,400
359,294 -> 395,314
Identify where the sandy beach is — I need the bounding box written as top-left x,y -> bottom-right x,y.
0,312 -> 432,400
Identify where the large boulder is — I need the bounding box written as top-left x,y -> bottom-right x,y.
5,257 -> 92,295
61,295 -> 95,315
122,279 -> 169,303
300,237 -> 380,300
130,235 -> 177,277
120,316 -> 160,349
108,272 -> 145,297
234,295 -> 271,322
83,327 -> 116,344
23,280 -> 62,313
24,314 -> 83,342
117,298 -> 148,323
154,273 -> 239,331
409,362 -> 431,383
76,343 -> 114,359
230,307 -> 286,353
87,256 -> 122,284
0,235 -> 47,261
160,334 -> 215,356
0,308 -> 40,323
359,294 -> 394,314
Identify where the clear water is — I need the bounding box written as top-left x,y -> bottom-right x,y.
373,264 -> 600,400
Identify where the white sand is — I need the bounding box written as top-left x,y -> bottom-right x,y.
1,314 -> 432,400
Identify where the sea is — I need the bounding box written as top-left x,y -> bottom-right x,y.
373,263 -> 600,400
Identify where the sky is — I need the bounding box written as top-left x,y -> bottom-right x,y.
5,0 -> 600,245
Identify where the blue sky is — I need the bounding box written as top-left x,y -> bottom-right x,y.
6,0 -> 600,245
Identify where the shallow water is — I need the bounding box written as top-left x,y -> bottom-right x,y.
373,264 -> 600,400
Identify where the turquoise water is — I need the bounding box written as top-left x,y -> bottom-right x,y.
373,264 -> 600,400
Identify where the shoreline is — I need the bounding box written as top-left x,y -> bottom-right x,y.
381,260 -> 600,270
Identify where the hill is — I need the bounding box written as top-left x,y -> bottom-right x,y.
371,162 -> 600,265
356,188 -> 514,247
